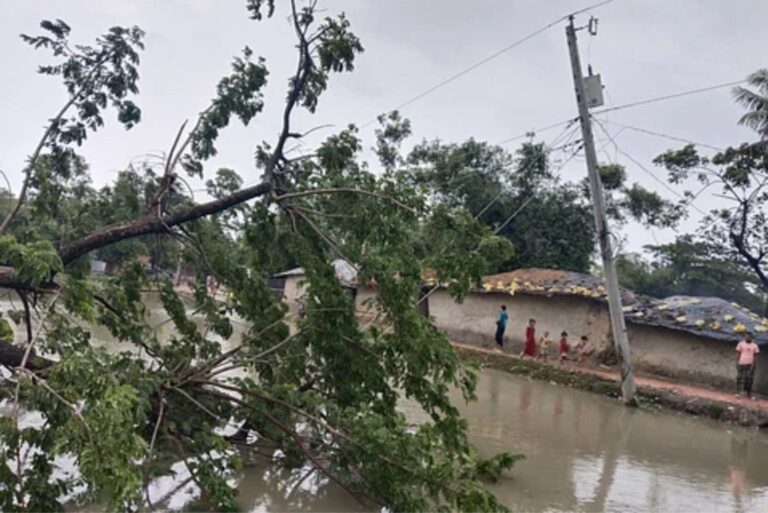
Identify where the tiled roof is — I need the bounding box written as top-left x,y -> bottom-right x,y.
470,268 -> 768,346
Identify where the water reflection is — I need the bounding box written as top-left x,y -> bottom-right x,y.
467,370 -> 768,513
9,291 -> 768,512
237,463 -> 365,513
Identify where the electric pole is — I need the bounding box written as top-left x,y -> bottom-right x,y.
565,16 -> 637,403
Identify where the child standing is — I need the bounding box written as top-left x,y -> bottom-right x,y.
538,331 -> 552,361
559,331 -> 570,364
576,335 -> 591,366
521,319 -> 537,358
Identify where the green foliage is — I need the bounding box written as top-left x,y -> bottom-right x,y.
654,139 -> 768,309
620,183 -> 685,227
0,317 -> 13,343
245,0 -> 275,20
22,19 -> 144,145
597,163 -> 626,190
1,3 -> 520,512
587,163 -> 685,229
375,111 -> 412,171
733,68 -> 768,139
190,48 -> 269,165
0,235 -> 62,286
409,138 -> 596,273
617,236 -> 766,312
646,69 -> 768,309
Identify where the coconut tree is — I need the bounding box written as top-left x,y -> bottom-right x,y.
733,69 -> 768,139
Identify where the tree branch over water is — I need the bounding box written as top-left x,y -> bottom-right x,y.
0,3 -> 517,512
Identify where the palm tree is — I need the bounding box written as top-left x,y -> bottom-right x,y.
733,69 -> 768,139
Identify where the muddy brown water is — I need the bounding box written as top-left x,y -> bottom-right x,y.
4,295 -> 768,512
234,369 -> 768,513
450,369 -> 768,513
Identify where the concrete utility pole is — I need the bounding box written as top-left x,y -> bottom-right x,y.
565,16 -> 637,403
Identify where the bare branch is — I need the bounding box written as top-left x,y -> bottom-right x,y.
17,291 -> 33,349
0,51 -> 116,236
164,120 -> 189,178
167,105 -> 213,176
167,431 -> 209,505
143,389 -> 165,511
266,0 -> 316,190
18,368 -> 92,435
0,97 -> 79,236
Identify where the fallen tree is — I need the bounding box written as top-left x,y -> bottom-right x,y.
0,2 -> 517,512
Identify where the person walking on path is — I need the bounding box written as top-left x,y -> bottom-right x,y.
521,318 -> 537,358
494,305 -> 508,351
735,333 -> 760,399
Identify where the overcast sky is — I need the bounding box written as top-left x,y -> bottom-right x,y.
1,0 -> 766,255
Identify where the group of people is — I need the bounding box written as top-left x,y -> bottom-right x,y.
495,304 -> 763,399
494,305 -> 591,365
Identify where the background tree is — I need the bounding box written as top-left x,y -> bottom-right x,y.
733,68 -> 768,139
653,143 -> 768,314
616,235 -> 766,312
584,163 -> 686,229
407,139 -> 685,274
651,69 -> 768,315
0,2 -> 518,512
408,138 -> 596,272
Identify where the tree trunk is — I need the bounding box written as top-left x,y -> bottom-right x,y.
0,341 -> 54,371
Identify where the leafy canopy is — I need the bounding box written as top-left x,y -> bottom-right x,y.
0,2 -> 520,512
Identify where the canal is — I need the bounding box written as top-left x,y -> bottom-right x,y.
4,295 -> 768,512
218,369 -> 768,512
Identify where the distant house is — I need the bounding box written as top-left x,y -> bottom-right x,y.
274,259 -> 358,314
278,265 -> 768,394
89,259 -> 107,274
425,268 -> 768,394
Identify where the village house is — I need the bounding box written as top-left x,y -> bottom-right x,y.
276,265 -> 768,395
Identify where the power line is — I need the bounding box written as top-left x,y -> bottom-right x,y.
592,118 -> 708,216
592,79 -> 744,116
422,121 -> 584,222
496,119 -> 575,146
546,119 -> 580,150
597,120 -> 724,152
358,0 -> 618,130
497,79 -> 743,148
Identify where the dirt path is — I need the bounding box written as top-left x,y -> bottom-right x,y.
452,341 -> 768,411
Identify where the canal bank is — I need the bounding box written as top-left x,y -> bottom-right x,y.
454,343 -> 768,429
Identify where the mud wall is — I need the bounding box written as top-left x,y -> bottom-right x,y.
427,290 -> 612,354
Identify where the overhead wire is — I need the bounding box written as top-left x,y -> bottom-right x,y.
591,117 -> 708,216
415,127 -> 586,307
496,79 -> 744,147
545,119 -> 581,150
465,123 -> 582,220
357,0 -> 618,130
496,119 -> 575,146
597,120 -> 724,152
592,79 -> 745,116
